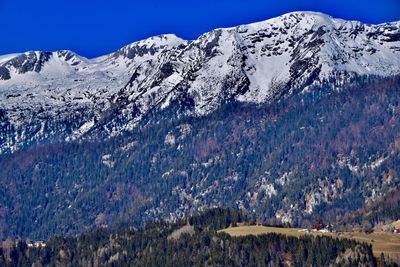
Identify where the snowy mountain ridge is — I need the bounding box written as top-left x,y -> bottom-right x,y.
1,11 -> 400,152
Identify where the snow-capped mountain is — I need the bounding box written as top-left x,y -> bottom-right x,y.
0,34 -> 187,151
1,11 -> 400,152
0,34 -> 186,118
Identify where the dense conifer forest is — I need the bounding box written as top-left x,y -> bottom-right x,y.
0,209 -> 378,267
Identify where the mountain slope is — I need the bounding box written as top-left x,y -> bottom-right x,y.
0,75 -> 399,240
0,12 -> 400,240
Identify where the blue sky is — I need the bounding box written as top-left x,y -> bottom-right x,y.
1,0 -> 399,58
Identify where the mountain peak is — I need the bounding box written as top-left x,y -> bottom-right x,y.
112,34 -> 187,60
240,11 -> 357,32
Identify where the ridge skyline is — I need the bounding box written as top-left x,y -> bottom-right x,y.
2,11 -> 400,59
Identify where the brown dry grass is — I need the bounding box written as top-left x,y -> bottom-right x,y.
392,220 -> 400,229
219,225 -> 400,259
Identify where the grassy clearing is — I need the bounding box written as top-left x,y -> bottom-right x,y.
219,225 -> 400,259
392,220 -> 400,229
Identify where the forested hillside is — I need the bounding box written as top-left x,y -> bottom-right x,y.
0,209 -> 377,267
0,75 -> 399,240
337,185 -> 400,227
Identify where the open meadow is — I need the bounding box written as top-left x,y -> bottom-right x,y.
220,225 -> 400,261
